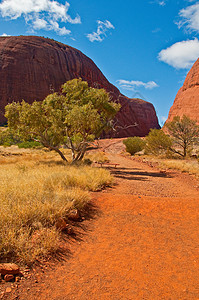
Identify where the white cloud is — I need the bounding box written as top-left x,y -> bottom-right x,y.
158,1 -> 166,6
158,38 -> 199,69
150,0 -> 167,6
178,2 -> 199,32
0,0 -> 81,35
1,32 -> 10,36
87,20 -> 114,42
48,20 -> 71,35
117,79 -> 159,91
32,17 -> 48,30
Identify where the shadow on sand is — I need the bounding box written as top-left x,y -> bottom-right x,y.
42,202 -> 102,265
106,166 -> 171,181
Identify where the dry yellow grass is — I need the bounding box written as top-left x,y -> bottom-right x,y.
0,148 -> 113,265
159,159 -> 199,177
85,151 -> 109,163
143,155 -> 199,177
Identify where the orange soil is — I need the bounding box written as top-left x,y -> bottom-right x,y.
3,145 -> 199,300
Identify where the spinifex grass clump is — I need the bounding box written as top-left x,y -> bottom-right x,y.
159,159 -> 199,177
85,151 -> 109,163
0,153 -> 113,265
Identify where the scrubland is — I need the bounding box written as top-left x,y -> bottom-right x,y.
157,158 -> 199,177
0,147 -> 113,265
139,155 -> 199,177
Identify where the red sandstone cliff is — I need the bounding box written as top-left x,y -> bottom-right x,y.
167,59 -> 199,124
0,36 -> 160,137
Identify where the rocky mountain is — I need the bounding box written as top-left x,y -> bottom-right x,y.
167,58 -> 199,124
0,36 -> 160,137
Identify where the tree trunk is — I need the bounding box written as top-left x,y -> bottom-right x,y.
78,150 -> 86,161
54,148 -> 68,162
183,141 -> 187,158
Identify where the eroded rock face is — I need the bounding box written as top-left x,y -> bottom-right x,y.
167,59 -> 199,124
0,36 -> 160,136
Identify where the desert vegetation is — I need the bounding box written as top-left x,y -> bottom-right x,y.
123,115 -> 199,159
122,115 -> 199,177
5,78 -> 120,163
0,148 -> 113,265
123,137 -> 145,156
0,79 -> 119,266
166,115 -> 199,158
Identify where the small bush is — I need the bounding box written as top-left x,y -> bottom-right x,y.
86,151 -> 109,163
123,137 -> 145,155
17,141 -> 42,149
145,129 -> 172,156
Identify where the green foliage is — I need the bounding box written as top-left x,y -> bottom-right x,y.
17,141 -> 42,149
5,79 -> 120,162
166,115 -> 199,158
145,129 -> 172,156
123,137 -> 145,155
0,128 -> 21,146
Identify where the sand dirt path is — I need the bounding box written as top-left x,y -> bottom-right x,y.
7,149 -> 199,300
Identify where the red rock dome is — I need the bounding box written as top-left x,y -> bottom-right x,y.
167,58 -> 199,124
0,36 -> 160,136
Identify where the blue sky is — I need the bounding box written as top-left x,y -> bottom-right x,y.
1,0 -> 199,125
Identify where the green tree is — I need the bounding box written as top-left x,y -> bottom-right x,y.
145,129 -> 172,156
5,79 -> 120,162
123,137 -> 145,155
166,115 -> 199,158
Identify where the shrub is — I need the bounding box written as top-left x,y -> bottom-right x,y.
17,141 -> 42,149
166,115 -> 199,158
86,151 -> 109,163
145,129 -> 172,156
123,137 -> 145,155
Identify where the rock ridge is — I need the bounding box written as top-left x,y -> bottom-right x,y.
167,58 -> 199,124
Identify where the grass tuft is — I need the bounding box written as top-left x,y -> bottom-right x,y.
159,159 -> 199,177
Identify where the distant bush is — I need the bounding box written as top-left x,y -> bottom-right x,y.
145,129 -> 172,156
123,137 -> 145,155
17,141 -> 42,149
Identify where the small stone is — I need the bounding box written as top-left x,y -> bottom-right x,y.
24,268 -> 30,273
66,226 -> 74,235
68,209 -> 80,221
0,263 -> 20,275
15,276 -> 21,282
160,170 -> 166,174
55,218 -> 68,231
5,287 -> 12,293
4,274 -> 14,282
